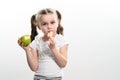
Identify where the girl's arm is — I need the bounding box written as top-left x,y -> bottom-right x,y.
48,37 -> 68,68
51,45 -> 68,68
25,47 -> 39,72
18,39 -> 39,72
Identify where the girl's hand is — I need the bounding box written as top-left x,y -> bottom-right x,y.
17,38 -> 30,51
47,31 -> 56,48
47,36 -> 56,49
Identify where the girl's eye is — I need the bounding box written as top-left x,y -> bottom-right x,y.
51,21 -> 55,24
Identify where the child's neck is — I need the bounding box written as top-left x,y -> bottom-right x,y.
42,36 -> 49,42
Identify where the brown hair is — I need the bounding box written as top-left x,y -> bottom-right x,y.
30,14 -> 38,41
56,10 -> 64,35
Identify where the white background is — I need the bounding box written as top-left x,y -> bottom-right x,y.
0,0 -> 120,80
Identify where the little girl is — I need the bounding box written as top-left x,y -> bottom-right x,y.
18,8 -> 69,80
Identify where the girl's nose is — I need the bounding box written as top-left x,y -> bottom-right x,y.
47,24 -> 52,29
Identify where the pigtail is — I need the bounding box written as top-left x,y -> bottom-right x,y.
57,24 -> 64,35
56,10 -> 64,35
30,14 -> 38,41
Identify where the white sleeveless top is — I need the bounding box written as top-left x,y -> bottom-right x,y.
30,34 -> 69,77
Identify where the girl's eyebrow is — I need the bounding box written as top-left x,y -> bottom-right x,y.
41,22 -> 47,24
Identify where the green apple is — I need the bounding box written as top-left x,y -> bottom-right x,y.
20,34 -> 31,46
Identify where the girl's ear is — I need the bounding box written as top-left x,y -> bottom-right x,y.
33,21 -> 37,27
56,19 -> 59,27
57,18 -> 60,25
37,22 -> 41,30
38,26 -> 41,30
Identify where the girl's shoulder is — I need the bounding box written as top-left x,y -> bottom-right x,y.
31,34 -> 43,45
56,34 -> 67,40
34,34 -> 42,41
55,34 -> 64,40
55,34 -> 69,47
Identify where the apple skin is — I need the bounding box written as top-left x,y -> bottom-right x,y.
20,34 -> 31,46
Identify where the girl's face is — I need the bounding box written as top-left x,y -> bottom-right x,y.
38,13 -> 58,37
